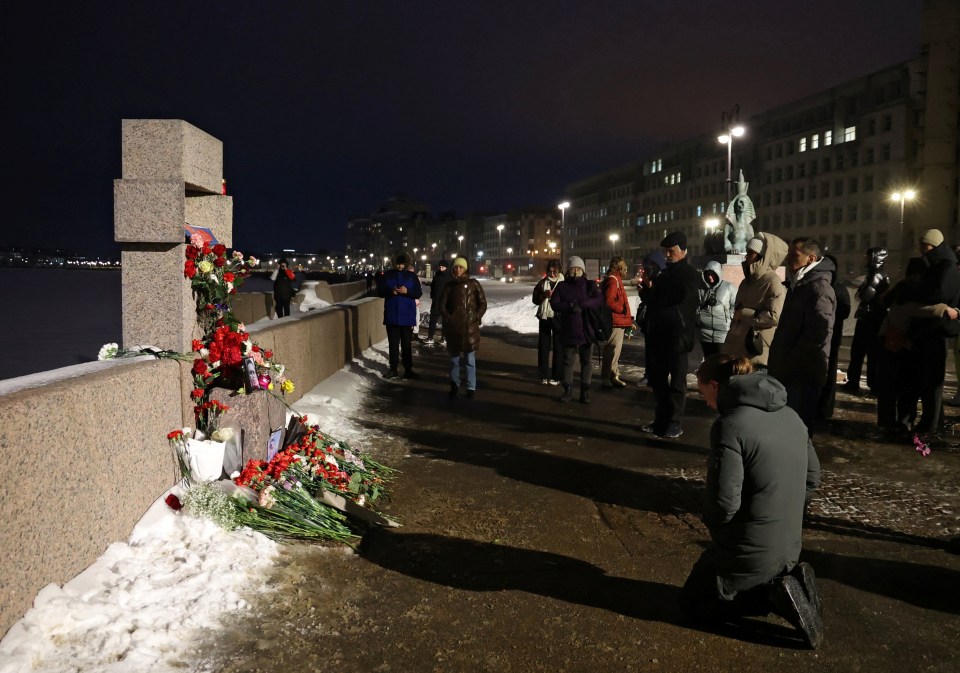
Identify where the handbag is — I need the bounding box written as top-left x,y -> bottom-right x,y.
745,327 -> 764,357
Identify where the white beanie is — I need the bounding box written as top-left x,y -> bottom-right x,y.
567,255 -> 585,271
745,236 -> 765,255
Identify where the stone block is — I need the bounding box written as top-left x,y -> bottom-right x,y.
121,243 -> 203,354
184,194 -> 233,247
208,388 -> 287,467
114,180 -> 185,243
121,119 -> 223,193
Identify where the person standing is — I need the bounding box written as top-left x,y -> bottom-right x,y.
843,248 -> 890,393
271,258 -> 297,318
722,233 -> 788,367
550,256 -> 603,403
639,232 -> 701,438
600,256 -> 633,388
439,257 -> 487,399
376,253 -> 423,380
911,229 -> 960,434
681,353 -> 823,649
768,238 -> 837,435
426,259 -> 453,347
533,259 -> 564,385
696,261 -> 737,358
817,253 -> 851,420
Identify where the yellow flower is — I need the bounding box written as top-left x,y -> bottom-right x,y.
281,379 -> 295,394
267,382 -> 274,391
198,260 -> 214,273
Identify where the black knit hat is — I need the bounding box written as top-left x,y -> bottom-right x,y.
437,259 -> 448,268
660,231 -> 687,250
394,253 -> 410,266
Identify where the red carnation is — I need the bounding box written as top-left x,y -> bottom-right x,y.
223,272 -> 235,282
185,246 -> 200,260
201,245 -> 212,256
165,494 -> 183,511
183,261 -> 197,279
214,257 -> 226,268
190,388 -> 205,400
191,359 -> 209,377
264,350 -> 273,359
191,339 -> 204,352
213,244 -> 227,256
167,429 -> 184,440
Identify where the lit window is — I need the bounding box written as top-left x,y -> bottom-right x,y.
825,130 -> 833,146
696,205 -> 702,217
812,134 -> 820,149
799,138 -> 807,152
844,126 -> 856,142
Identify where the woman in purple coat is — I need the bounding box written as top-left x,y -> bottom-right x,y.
550,256 -> 603,403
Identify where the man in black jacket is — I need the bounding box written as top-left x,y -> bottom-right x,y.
426,259 -> 453,347
639,231 -> 702,438
912,229 -> 960,434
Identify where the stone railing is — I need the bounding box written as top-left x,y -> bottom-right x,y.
0,297 -> 385,636
232,279 -> 370,325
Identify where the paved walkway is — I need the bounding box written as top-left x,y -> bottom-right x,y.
199,331 -> 960,673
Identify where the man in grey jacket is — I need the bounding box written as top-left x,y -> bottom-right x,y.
768,238 -> 837,435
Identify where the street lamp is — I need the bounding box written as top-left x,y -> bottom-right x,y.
497,224 -> 505,271
717,105 -> 745,203
558,201 -> 570,257
891,189 -> 917,259
609,233 -> 619,258
458,235 -> 464,251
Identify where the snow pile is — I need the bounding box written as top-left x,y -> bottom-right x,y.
482,296 -> 539,333
0,495 -> 278,673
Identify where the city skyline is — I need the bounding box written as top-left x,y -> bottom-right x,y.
3,1 -> 923,255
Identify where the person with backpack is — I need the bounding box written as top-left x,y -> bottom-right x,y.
600,256 -> 633,388
532,259 -> 564,385
550,256 -> 603,403
271,258 -> 297,318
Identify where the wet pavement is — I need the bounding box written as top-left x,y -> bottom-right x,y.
191,331 -> 960,673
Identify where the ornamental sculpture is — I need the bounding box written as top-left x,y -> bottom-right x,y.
724,169 -> 757,254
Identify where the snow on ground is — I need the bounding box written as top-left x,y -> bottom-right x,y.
0,289 -> 530,673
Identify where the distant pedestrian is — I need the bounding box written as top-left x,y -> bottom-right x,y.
638,231 -> 701,438
696,261 -> 736,358
439,257 -> 486,398
681,353 -> 823,649
271,258 -> 297,318
426,259 -> 453,347
550,255 -> 603,403
600,256 -> 633,388
533,259 -> 564,385
376,253 -> 423,380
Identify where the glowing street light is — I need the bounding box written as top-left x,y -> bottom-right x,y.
457,235 -> 464,251
717,105 -> 745,203
558,201 -> 570,257
609,233 -> 619,257
890,189 -> 917,226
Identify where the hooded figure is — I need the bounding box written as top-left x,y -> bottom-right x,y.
723,233 -> 789,366
697,260 -> 737,354
682,355 -> 822,648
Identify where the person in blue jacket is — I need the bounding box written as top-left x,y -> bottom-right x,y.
376,253 -> 423,380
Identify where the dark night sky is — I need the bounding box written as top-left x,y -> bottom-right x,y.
2,1 -> 923,256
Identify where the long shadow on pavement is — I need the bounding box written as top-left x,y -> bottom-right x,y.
359,529 -> 805,649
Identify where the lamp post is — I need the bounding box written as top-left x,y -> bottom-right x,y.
558,201 -> 570,258
497,223 -> 505,274
458,235 -> 464,251
891,189 -> 917,262
717,105 -> 745,204
609,233 -> 619,260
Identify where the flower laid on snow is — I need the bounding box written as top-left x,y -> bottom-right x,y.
913,434 -> 932,457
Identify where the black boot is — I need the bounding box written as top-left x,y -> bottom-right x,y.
449,382 -> 459,399
579,384 -> 591,404
559,384 -> 573,402
769,575 -> 824,649
790,562 -> 822,618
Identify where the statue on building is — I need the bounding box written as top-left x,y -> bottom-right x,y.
724,170 -> 757,254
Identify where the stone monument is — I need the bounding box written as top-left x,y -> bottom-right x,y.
723,169 -> 757,254
114,119 -> 233,353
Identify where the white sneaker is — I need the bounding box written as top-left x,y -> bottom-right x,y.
548,380 -> 560,386
541,379 -> 550,385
